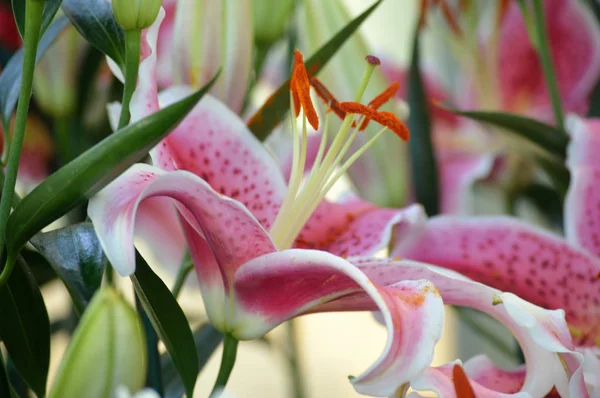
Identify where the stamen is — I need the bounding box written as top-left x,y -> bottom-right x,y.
340,102 -> 410,140
310,77 -> 347,120
290,50 -> 319,130
452,365 -> 475,398
359,81 -> 402,130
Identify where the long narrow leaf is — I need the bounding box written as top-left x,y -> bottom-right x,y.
407,27 -> 439,216
162,324 -> 223,398
444,108 -> 568,158
247,0 -> 383,141
0,257 -> 50,397
6,75 -> 217,260
0,16 -> 69,128
131,255 -> 199,398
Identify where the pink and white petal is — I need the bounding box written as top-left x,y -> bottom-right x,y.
437,151 -> 495,215
129,8 -> 164,122
565,115 -> 600,258
392,216 -> 600,345
498,0 -> 600,118
88,164 -> 276,284
296,199 -> 426,258
355,258 -> 587,397
233,249 -> 444,396
134,197 -> 186,271
463,355 -> 526,394
150,89 -> 287,230
408,361 -> 531,398
579,347 -> 600,396
156,0 -> 177,88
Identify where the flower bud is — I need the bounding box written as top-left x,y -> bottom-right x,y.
48,288 -> 147,398
112,0 -> 163,30
253,0 -> 295,46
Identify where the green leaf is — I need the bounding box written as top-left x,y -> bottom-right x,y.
0,16 -> 69,129
247,0 -> 383,141
0,257 -> 50,397
0,352 -> 18,398
131,255 -> 199,398
162,324 -> 223,398
11,0 -> 63,39
62,0 -> 126,68
21,249 -> 57,287
407,27 -> 439,216
30,223 -> 106,316
444,108 -> 568,158
6,76 -> 217,259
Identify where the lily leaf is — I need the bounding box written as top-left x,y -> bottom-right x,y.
0,257 -> 50,397
247,0 -> 383,141
11,0 -> 63,39
131,254 -> 199,398
162,324 -> 224,398
444,108 -> 568,159
0,352 -> 18,398
30,223 -> 106,316
407,27 -> 439,216
62,0 -> 126,68
6,75 -> 217,261
0,16 -> 69,129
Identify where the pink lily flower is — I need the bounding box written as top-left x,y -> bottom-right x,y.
382,0 -> 600,215
392,115 -> 600,395
90,11 -> 587,396
155,0 -> 252,114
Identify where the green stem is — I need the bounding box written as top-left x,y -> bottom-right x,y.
531,0 -> 565,132
118,29 -> 142,129
286,319 -> 306,398
171,261 -> 194,299
0,0 -> 44,287
136,295 -> 163,395
211,334 -> 239,395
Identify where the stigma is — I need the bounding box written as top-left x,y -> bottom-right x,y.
268,50 -> 409,250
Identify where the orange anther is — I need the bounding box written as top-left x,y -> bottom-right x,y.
310,77 -> 347,121
290,50 -> 319,130
368,82 -> 401,110
453,365 -> 476,398
340,102 -> 409,141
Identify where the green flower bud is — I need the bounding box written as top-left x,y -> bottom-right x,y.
49,288 -> 147,398
253,0 -> 295,45
112,0 -> 163,30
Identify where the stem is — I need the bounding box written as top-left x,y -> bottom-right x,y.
211,334 -> 239,396
286,320 -> 306,398
171,260 -> 194,299
531,0 -> 565,132
118,29 -> 142,129
0,0 -> 44,286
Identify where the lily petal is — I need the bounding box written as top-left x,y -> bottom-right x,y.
88,164 -> 276,282
355,258 -> 587,397
408,361 -> 531,398
297,201 -> 426,258
150,88 -> 287,230
233,249 -> 444,396
565,115 -> 600,258
463,355 -> 526,394
392,216 -> 600,345
498,0 -> 600,118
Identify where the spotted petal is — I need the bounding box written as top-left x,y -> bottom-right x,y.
354,259 -> 587,397
392,216 -> 600,345
232,250 -> 444,396
565,115 -> 600,259
498,0 -> 600,118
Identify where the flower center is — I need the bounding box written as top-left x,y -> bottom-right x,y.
268,51 -> 409,250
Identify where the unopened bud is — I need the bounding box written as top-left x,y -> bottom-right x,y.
48,288 -> 147,398
112,0 -> 163,30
